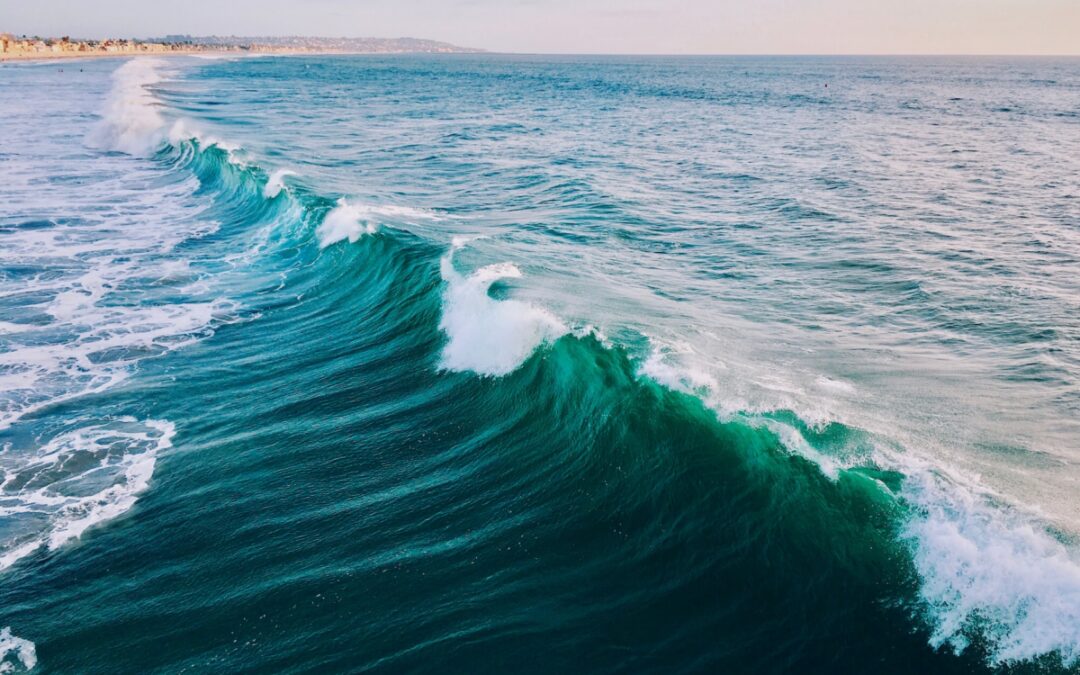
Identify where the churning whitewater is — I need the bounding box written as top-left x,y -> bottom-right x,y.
1,54 -> 1079,674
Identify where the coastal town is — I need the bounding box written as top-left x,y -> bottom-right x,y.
1,35 -> 206,58
0,34 -> 480,60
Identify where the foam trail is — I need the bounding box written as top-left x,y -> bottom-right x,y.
317,199 -> 440,248
0,419 -> 174,571
264,169 -> 298,199
0,628 -> 36,673
86,59 -> 167,156
439,241 -> 567,376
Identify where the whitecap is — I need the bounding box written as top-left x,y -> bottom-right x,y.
317,198 -> 440,248
167,119 -> 243,160
438,243 -> 567,376
264,168 -> 298,199
900,464 -> 1080,666
640,341 -> 720,396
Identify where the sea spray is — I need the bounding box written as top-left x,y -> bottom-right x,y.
87,58 -> 167,156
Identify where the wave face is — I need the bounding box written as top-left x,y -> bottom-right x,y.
2,55 -> 1080,674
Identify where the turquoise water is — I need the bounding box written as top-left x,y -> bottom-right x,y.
1,54 -> 1080,673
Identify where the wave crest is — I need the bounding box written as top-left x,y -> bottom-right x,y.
438,243 -> 567,376
317,199 -> 440,248
264,168 -> 298,199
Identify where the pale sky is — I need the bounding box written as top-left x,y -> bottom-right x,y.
2,0 -> 1079,55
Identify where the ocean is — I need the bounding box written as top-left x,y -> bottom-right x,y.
1,53 -> 1079,673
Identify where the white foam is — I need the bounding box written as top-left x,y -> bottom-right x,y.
167,119 -> 243,159
0,154 -> 239,435
0,419 -> 174,571
0,50 -> 242,578
438,243 -> 567,376
317,198 -> 440,248
899,463 -> 1080,666
640,341 -> 720,396
638,340 -> 843,476
815,375 -> 856,395
86,59 -> 167,156
264,168 -> 298,199
642,334 -> 1080,666
0,269 -> 231,431
0,628 -> 35,673
637,337 -> 1080,665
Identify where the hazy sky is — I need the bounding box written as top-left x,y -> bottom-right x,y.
3,0 -> 1079,55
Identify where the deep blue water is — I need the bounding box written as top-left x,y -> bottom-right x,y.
1,54 -> 1080,673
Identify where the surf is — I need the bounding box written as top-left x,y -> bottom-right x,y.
4,54 -> 1080,674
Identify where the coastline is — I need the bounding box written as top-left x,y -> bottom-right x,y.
0,48 -> 460,64
1,49 -> 236,63
1,46 -> 481,65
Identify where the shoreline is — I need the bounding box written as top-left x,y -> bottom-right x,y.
0,48 -> 479,64
1,49 -> 248,63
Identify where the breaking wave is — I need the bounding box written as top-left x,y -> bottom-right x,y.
317,199 -> 441,248
263,168 -> 298,199
438,240 -> 568,376
5,54 -> 1080,674
86,59 -> 168,156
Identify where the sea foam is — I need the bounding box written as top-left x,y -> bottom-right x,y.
1,59 -> 242,572
0,628 -> 36,673
901,466 -> 1080,666
0,419 -> 174,571
438,241 -> 567,376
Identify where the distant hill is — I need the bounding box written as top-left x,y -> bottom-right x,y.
153,35 -> 483,54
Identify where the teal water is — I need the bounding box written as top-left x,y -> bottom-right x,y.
1,54 -> 1080,673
